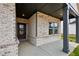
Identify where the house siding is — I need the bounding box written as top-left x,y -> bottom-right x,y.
0,3 -> 19,56
61,20 -> 76,34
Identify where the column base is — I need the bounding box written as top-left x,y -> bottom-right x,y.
63,48 -> 69,53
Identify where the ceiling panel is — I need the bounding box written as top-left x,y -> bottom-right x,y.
16,3 -> 68,20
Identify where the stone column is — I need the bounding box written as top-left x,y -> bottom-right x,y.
0,3 -> 19,56
63,5 -> 69,53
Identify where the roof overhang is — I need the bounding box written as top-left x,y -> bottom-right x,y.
16,3 -> 76,20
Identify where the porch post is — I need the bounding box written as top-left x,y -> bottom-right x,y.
63,5 -> 69,53
76,16 -> 79,43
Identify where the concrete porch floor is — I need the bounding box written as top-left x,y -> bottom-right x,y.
18,40 -> 78,56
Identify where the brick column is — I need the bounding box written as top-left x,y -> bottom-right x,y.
0,3 -> 19,56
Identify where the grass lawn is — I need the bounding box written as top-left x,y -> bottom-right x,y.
69,45 -> 79,56
61,34 -> 76,42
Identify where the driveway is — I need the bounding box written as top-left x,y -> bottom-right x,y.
18,40 -> 78,56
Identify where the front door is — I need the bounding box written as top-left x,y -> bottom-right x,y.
17,23 -> 26,41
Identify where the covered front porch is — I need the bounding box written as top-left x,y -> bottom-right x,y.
0,3 -> 79,56
16,3 -> 79,54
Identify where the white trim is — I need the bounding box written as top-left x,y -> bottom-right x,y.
66,3 -> 79,16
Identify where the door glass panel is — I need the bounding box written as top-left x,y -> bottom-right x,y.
19,25 -> 24,30
19,24 -> 24,35
19,30 -> 24,35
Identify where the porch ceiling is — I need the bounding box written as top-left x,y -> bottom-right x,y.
16,3 -> 75,20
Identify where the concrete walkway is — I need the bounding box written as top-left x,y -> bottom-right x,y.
18,40 -> 78,56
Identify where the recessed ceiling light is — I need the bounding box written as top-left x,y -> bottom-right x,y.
22,13 -> 25,16
60,13 -> 63,16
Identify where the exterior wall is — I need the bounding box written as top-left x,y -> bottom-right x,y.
77,3 -> 79,12
0,4 -> 19,56
36,12 -> 61,46
37,12 -> 61,37
28,13 -> 37,45
61,18 -> 76,34
69,23 -> 76,34
16,12 -> 61,46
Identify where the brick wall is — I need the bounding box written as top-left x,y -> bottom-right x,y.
36,12 -> 61,46
37,12 -> 61,37
28,12 -> 61,46
28,13 -> 37,45
0,3 -> 19,56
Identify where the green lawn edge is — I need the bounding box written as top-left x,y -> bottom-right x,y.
69,45 -> 79,56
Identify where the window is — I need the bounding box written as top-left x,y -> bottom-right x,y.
49,22 -> 58,35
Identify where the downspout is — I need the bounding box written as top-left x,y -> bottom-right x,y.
36,11 -> 37,37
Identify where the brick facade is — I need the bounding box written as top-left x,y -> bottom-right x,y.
0,3 -> 19,56
28,12 -> 61,46
28,13 -> 37,45
36,12 -> 61,46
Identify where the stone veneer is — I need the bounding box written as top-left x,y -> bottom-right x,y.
0,3 -> 19,56
28,12 -> 61,46
36,12 -> 61,46
28,13 -> 37,45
